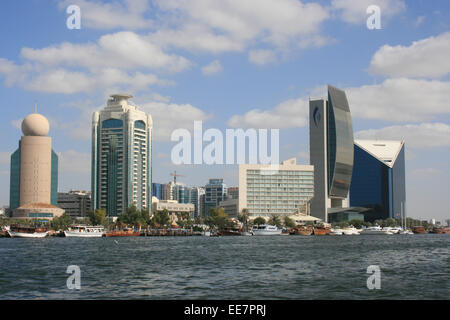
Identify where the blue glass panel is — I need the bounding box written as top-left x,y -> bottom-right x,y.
135,120 -> 146,130
102,119 -> 123,128
10,147 -> 21,211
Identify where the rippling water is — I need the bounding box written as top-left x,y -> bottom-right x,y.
0,235 -> 448,299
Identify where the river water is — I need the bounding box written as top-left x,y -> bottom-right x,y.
0,234 -> 448,299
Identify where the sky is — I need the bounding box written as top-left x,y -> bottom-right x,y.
0,0 -> 449,222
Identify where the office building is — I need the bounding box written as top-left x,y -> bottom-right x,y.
152,183 -> 163,200
162,182 -> 175,200
203,179 -> 227,217
10,112 -> 64,220
91,94 -> 153,216
309,85 -> 354,222
350,140 -> 406,222
152,199 -> 195,217
189,187 -> 205,218
58,190 -> 91,218
227,187 -> 239,200
239,158 -> 314,219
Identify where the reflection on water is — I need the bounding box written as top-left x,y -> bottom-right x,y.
0,235 -> 448,299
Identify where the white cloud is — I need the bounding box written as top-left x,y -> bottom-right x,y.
21,32 -> 190,73
139,101 -> 212,142
59,0 -> 153,30
331,0 -> 406,24
153,0 -> 329,52
355,123 -> 450,148
201,60 -> 223,76
346,78 -> 450,122
369,32 -> 450,78
248,49 -> 277,65
227,98 -> 309,129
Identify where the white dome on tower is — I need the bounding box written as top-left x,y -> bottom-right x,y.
21,113 -> 50,136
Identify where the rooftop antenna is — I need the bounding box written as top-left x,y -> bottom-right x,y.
34,101 -> 37,113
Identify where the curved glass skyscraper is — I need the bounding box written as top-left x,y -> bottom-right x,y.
92,94 -> 152,216
309,85 -> 354,222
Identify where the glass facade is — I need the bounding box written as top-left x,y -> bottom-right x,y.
327,86 -> 354,198
204,179 -> 227,216
245,169 -> 314,217
152,183 -> 163,199
9,147 -> 21,211
350,143 -> 406,222
92,96 -> 152,216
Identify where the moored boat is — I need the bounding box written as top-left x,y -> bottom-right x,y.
360,226 -> 393,235
312,224 -> 331,235
7,224 -> 49,238
342,226 -> 360,235
330,228 -> 344,235
430,227 -> 449,234
64,225 -> 105,237
105,228 -> 140,237
412,226 -> 427,234
251,224 -> 282,236
290,226 -> 313,236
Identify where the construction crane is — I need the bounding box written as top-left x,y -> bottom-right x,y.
170,171 -> 184,201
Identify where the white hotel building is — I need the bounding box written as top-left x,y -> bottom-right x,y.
238,158 -> 314,219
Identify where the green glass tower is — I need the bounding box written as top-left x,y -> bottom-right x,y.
91,94 -> 153,216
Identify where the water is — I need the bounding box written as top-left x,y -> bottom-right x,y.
0,235 -> 448,299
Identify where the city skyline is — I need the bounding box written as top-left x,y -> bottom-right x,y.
0,1 -> 449,221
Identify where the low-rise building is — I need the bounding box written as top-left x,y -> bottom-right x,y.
152,199 -> 195,218
57,190 -> 91,218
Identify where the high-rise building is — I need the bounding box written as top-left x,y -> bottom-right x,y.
58,190 -> 91,218
162,182 -> 175,200
10,112 -> 64,220
227,187 -> 239,200
309,85 -> 354,222
203,179 -> 227,217
350,140 -> 406,222
239,158 -> 314,219
189,186 -> 205,218
91,94 -> 152,216
152,183 -> 163,200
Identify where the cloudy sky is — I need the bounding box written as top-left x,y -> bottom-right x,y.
0,0 -> 449,221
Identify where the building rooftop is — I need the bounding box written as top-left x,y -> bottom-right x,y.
354,140 -> 404,168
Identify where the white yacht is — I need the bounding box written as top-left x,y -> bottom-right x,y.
64,225 -> 105,237
330,228 -> 344,235
360,226 -> 394,235
342,226 -> 360,235
251,224 -> 282,236
399,228 -> 414,235
7,225 -> 49,238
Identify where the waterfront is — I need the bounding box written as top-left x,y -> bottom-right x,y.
0,235 -> 448,300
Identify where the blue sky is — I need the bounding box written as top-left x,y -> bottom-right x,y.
0,0 -> 449,221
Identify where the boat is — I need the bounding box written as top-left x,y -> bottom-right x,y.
330,228 -> 344,235
360,226 -> 393,235
7,224 -> 49,238
0,226 -> 10,237
389,227 -> 403,234
312,224 -> 331,235
412,226 -> 426,234
105,228 -> 141,237
290,226 -> 313,236
430,227 -> 450,234
251,224 -> 282,236
399,228 -> 414,235
240,231 -> 253,236
64,225 -> 105,237
342,226 -> 360,235
218,227 -> 241,236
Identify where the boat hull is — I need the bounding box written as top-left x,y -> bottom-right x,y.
252,230 -> 282,236
64,231 -> 104,238
105,231 -> 141,237
7,231 -> 48,238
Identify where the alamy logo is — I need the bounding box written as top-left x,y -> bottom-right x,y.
366,5 -> 381,30
66,5 -> 81,30
66,265 -> 81,290
366,265 -> 381,290
171,121 -> 280,172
